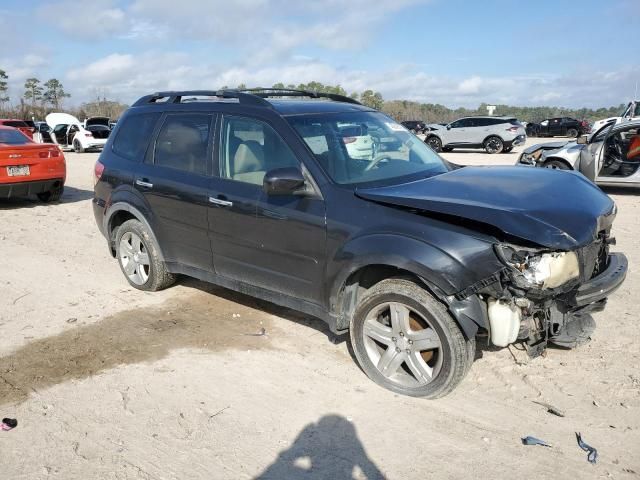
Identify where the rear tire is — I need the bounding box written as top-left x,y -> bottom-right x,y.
350,278 -> 474,398
426,136 -> 442,152
73,139 -> 84,153
567,128 -> 579,138
502,146 -> 513,153
37,185 -> 64,203
484,136 -> 504,154
115,219 -> 175,291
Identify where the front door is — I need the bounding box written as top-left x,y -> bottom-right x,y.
596,125 -> 640,180
134,112 -> 216,270
208,115 -> 327,304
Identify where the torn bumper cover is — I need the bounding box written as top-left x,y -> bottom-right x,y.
569,253 -> 627,307
452,244 -> 627,354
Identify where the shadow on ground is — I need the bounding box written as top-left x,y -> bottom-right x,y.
254,414 -> 385,480
0,186 -> 93,210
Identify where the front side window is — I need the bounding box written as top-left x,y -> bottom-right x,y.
154,114 -> 211,175
288,111 -> 448,186
219,116 -> 299,185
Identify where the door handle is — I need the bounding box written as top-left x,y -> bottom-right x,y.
136,179 -> 153,188
209,196 -> 233,207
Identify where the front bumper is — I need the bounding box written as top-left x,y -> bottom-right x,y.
0,178 -> 64,198
569,253 -> 627,307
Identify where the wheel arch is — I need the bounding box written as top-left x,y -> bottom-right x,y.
543,156 -> 574,170
105,201 -> 165,261
482,134 -> 505,145
328,235 -> 490,339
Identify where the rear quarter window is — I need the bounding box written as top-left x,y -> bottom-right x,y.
112,112 -> 160,161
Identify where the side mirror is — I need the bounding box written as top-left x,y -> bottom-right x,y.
577,134 -> 588,145
263,167 -> 305,195
446,125 -> 451,130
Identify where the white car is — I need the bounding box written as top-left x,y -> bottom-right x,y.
46,113 -> 109,153
339,124 -> 375,160
591,100 -> 639,132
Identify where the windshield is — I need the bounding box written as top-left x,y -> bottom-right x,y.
0,129 -> 30,144
288,112 -> 448,186
590,122 -> 614,143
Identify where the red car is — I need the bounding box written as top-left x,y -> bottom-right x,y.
0,119 -> 35,139
0,126 -> 66,202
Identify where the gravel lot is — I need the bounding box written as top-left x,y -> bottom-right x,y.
1,138 -> 638,479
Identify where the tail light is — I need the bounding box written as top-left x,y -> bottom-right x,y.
506,127 -> 519,132
342,136 -> 357,144
38,148 -> 62,158
94,160 -> 105,186
85,133 -> 94,138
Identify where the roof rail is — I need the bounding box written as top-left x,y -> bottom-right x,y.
239,87 -> 362,105
131,90 -> 273,108
131,87 -> 362,108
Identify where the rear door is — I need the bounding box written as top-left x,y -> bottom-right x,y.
134,112 -> 215,270
208,114 -> 327,304
548,118 -> 562,136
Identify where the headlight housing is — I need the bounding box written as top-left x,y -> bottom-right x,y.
495,245 -> 580,289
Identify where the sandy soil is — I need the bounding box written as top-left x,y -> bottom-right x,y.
0,140 -> 638,479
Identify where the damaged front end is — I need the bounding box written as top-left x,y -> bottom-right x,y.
467,230 -> 627,357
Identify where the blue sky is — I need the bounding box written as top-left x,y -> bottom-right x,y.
0,0 -> 638,108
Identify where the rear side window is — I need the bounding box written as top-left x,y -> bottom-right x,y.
154,113 -> 212,175
112,112 -> 160,161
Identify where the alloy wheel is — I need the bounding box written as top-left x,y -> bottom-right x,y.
118,231 -> 150,285
362,302 -> 443,387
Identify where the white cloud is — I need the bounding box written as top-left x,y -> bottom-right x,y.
61,51 -> 640,109
36,0 -> 130,38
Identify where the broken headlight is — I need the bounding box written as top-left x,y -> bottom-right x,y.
495,245 -> 580,289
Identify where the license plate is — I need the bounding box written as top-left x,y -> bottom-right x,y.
7,166 -> 30,176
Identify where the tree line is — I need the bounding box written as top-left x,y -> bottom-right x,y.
0,71 -> 625,123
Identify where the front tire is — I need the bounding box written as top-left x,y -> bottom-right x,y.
484,136 -> 503,154
426,136 -> 442,152
350,278 -> 474,398
115,219 -> 175,291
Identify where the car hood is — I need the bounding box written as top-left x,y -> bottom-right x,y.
46,112 -> 81,129
522,140 -> 570,154
355,166 -> 615,250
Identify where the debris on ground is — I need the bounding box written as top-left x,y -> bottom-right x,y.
1,418 -> 18,431
243,327 -> 266,337
521,436 -> 552,447
576,432 -> 598,464
532,401 -> 565,417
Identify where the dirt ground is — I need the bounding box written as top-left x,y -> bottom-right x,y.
1,138 -> 638,479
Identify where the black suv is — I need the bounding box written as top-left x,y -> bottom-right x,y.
527,117 -> 589,138
93,89 -> 627,398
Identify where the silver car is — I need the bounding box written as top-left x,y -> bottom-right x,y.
425,116 -> 526,154
517,120 -> 640,187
